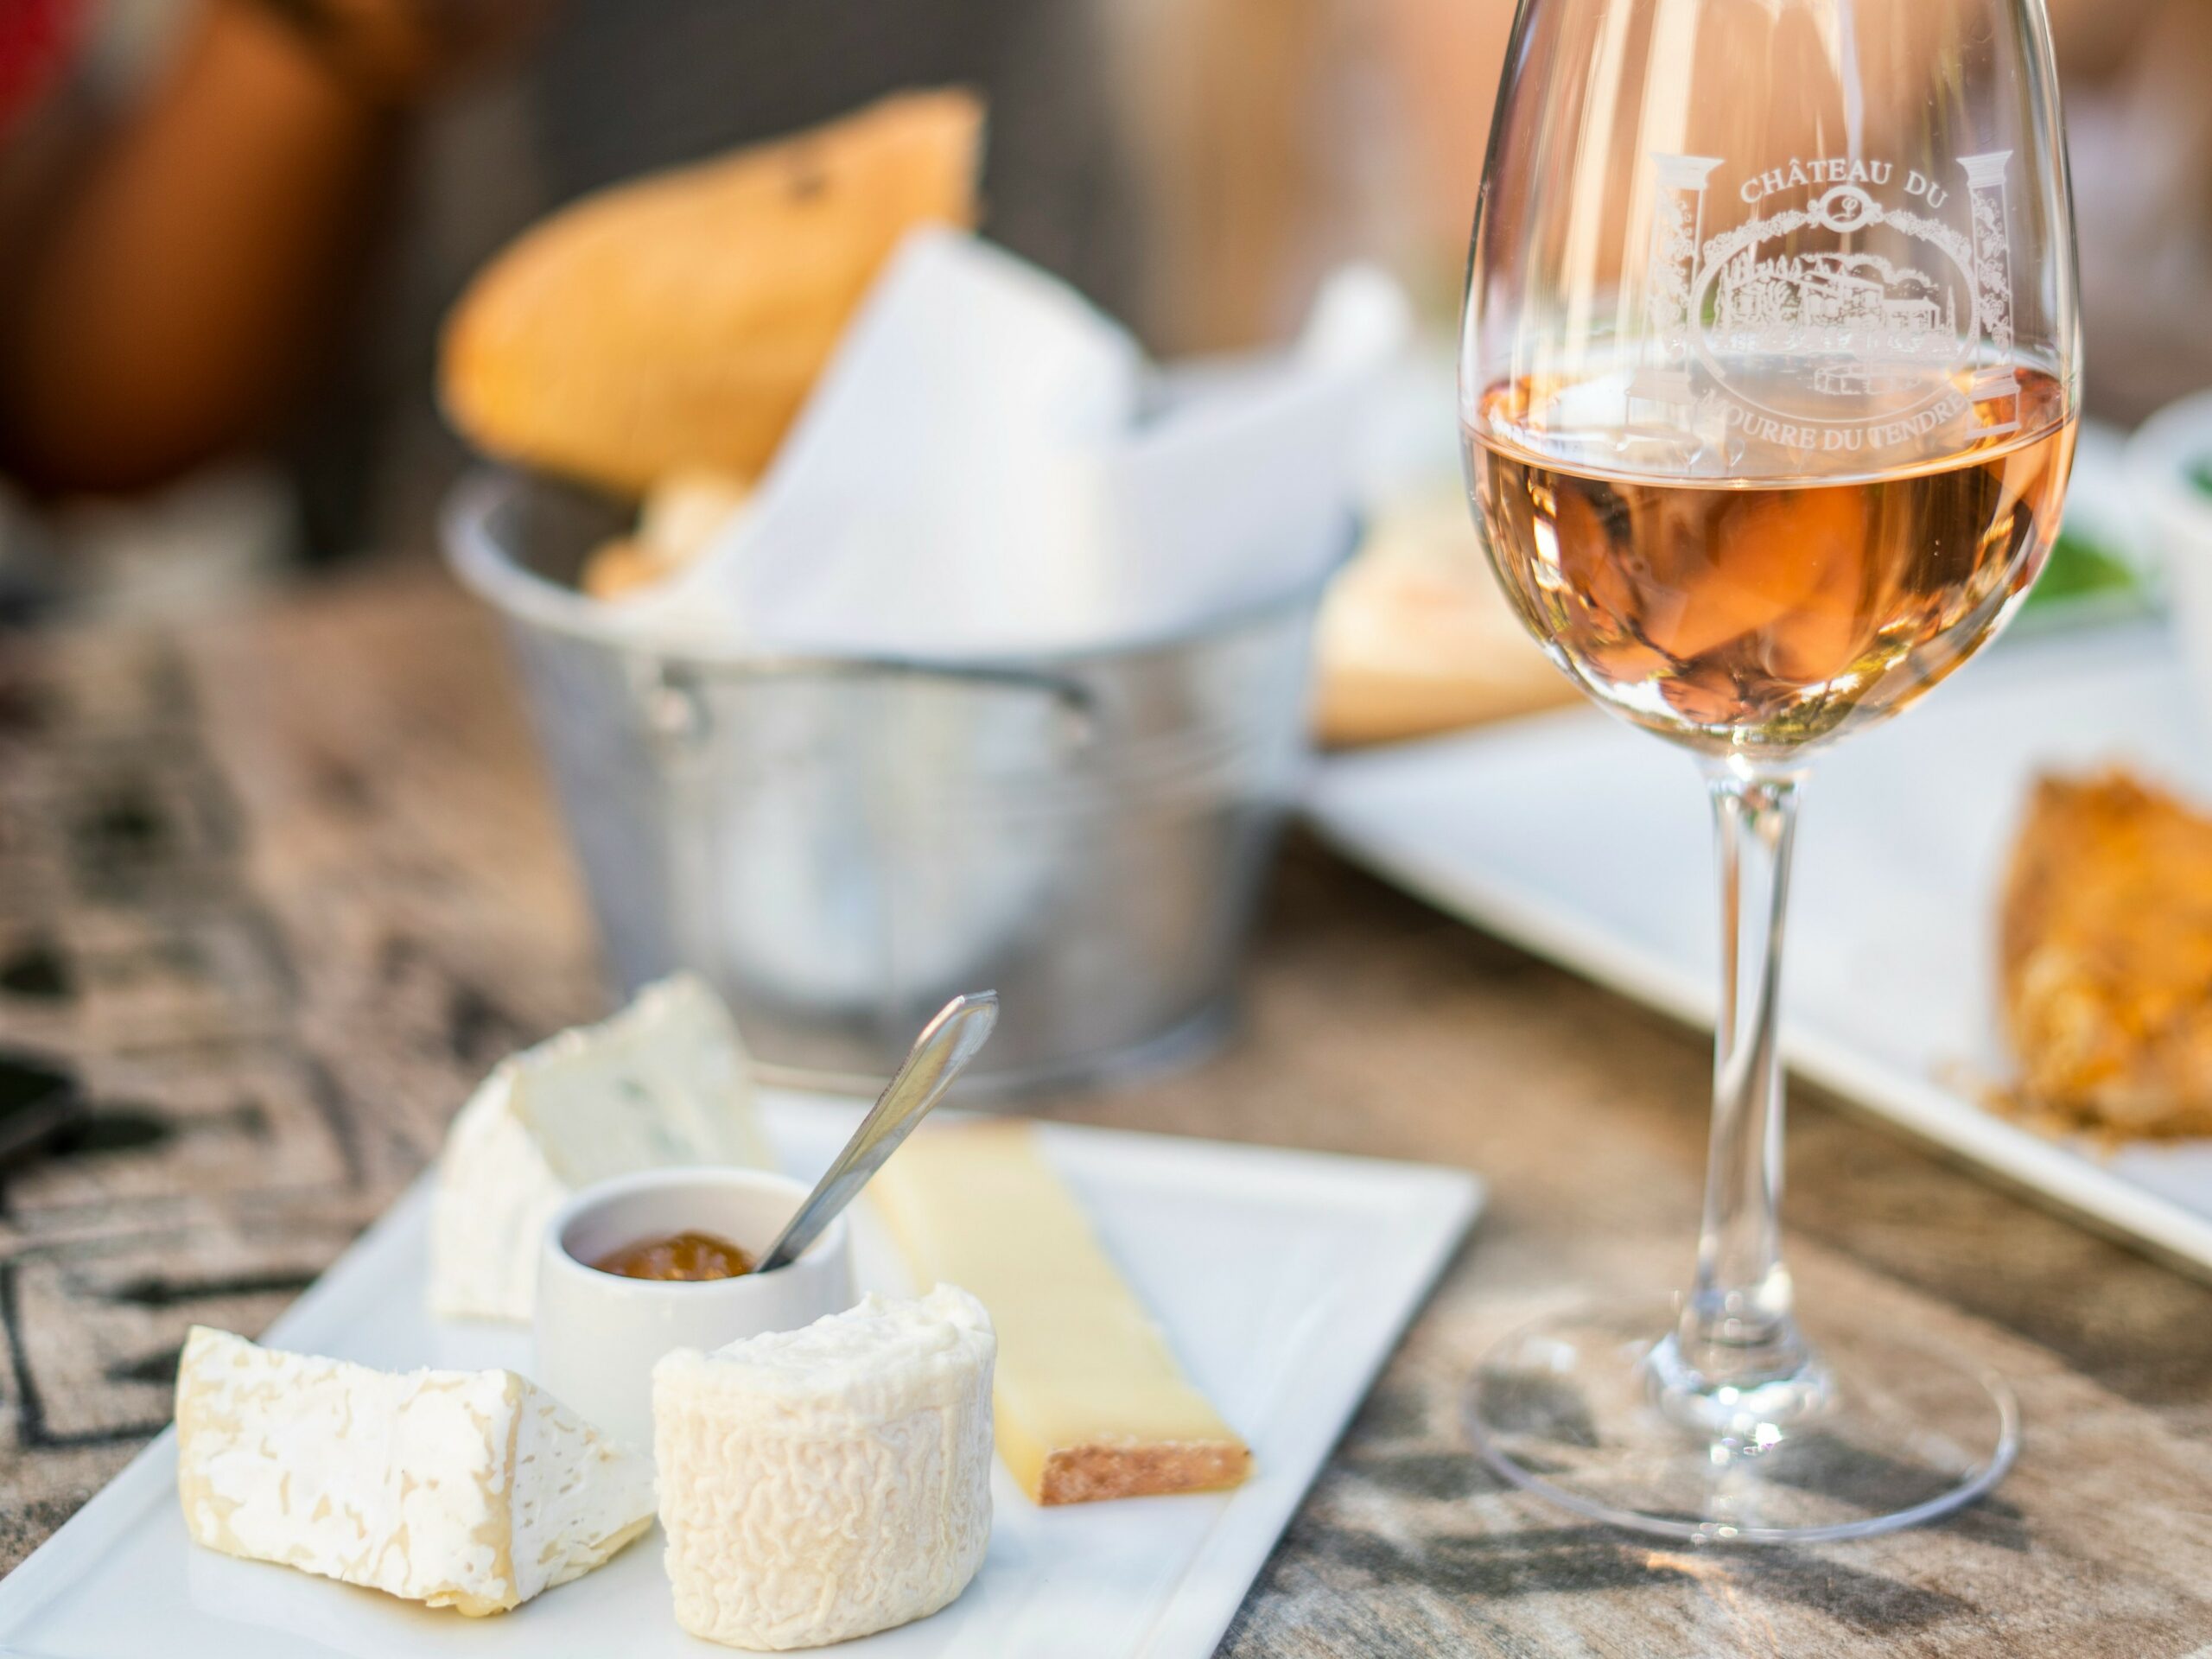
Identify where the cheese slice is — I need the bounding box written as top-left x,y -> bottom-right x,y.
175,1326 -> 654,1616
870,1122 -> 1250,1504
654,1287 -> 995,1649
429,974 -> 774,1321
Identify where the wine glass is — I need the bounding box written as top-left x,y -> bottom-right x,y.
1459,0 -> 2077,1540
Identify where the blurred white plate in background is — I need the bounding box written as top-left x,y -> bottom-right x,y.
1310,619 -> 2212,1274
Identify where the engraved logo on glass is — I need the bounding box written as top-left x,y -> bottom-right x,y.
1633,153 -> 2019,452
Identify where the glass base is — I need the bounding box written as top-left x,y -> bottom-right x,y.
1465,1299 -> 2018,1543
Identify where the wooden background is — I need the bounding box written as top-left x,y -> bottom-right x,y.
3,560 -> 2211,1656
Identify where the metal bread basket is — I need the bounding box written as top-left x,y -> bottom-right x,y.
444,470 -> 1345,1094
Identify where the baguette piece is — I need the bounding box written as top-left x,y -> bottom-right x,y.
870,1121 -> 1250,1504
2000,769 -> 2212,1136
441,89 -> 983,496
581,468 -> 750,600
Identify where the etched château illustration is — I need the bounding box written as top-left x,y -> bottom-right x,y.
1632,152 -> 2021,437
1711,250 -> 1959,393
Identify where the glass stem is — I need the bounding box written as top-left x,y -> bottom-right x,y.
1676,763 -> 1809,1392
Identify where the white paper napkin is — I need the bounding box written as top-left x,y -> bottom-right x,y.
617,227 -> 1408,658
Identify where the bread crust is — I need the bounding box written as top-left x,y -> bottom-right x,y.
1314,491 -> 1577,747
440,90 -> 983,496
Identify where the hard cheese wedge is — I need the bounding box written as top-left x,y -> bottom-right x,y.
175,1327 -> 654,1616
429,974 -> 774,1322
870,1121 -> 1251,1504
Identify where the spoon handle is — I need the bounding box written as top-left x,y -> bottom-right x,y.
754,991 -> 999,1274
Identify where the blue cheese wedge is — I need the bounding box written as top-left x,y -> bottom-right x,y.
175,1326 -> 654,1616
429,974 -> 774,1321
654,1287 -> 995,1649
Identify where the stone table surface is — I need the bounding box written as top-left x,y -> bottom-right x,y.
2,559 -> 2210,1656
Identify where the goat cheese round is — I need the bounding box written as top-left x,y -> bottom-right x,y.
653,1285 -> 995,1649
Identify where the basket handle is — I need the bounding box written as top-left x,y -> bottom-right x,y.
630,654 -> 1096,752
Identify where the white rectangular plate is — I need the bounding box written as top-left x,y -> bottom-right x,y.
0,1095 -> 1479,1659
1309,620 -> 2212,1274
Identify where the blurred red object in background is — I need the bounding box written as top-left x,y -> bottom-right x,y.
0,0 -> 84,139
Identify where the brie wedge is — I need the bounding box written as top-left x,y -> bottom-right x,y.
654,1287 -> 995,1650
871,1120 -> 1251,1503
429,974 -> 774,1321
175,1326 -> 654,1616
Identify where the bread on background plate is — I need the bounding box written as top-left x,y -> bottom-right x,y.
1314,488 -> 1578,747
441,89 -> 984,498
2000,769 -> 2212,1138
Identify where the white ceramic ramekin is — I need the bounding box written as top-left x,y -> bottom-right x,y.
534,1168 -> 855,1449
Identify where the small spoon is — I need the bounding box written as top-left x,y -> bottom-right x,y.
753,991 -> 999,1274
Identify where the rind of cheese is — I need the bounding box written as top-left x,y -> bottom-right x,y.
440,89 -> 984,497
175,1326 -> 654,1616
654,1287 -> 995,1650
429,973 -> 774,1322
870,1122 -> 1251,1504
